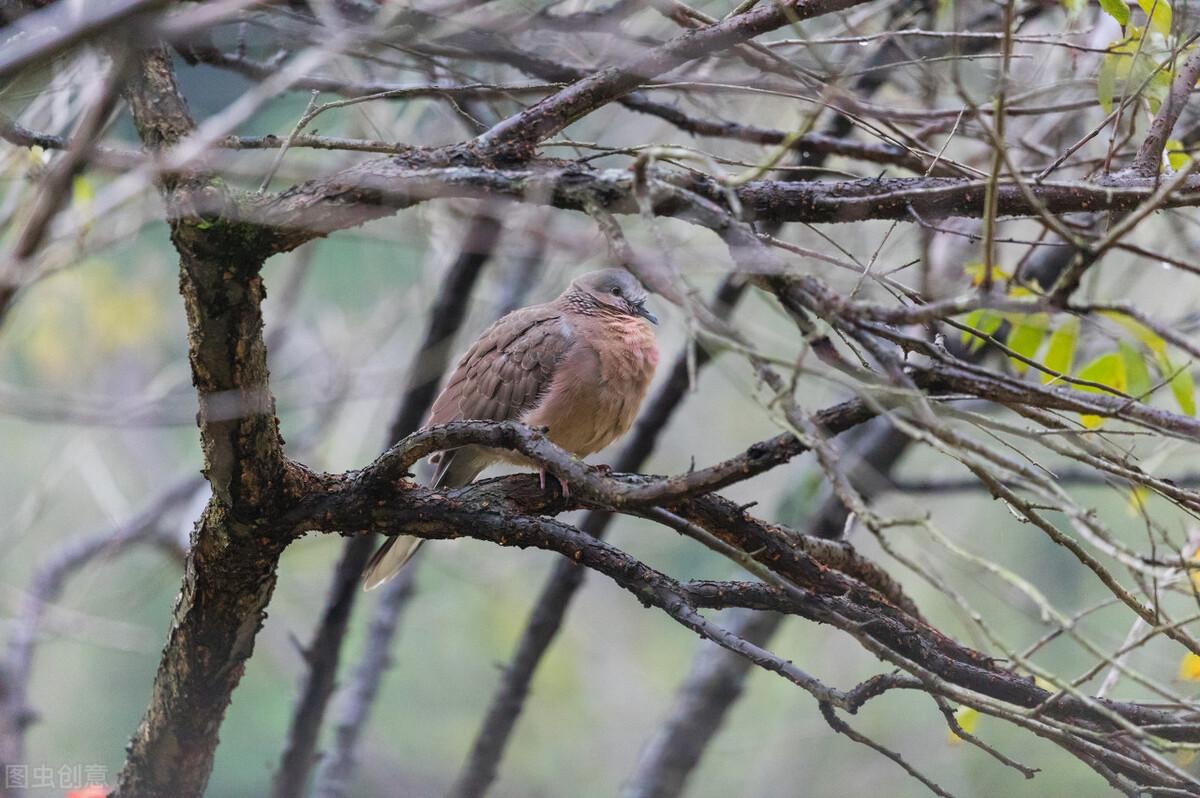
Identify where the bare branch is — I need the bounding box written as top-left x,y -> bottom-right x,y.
1131,49 -> 1200,177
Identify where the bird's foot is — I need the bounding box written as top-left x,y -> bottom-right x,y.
538,468 -> 570,497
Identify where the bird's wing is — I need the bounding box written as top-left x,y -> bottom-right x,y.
426,303 -> 574,484
367,308 -> 574,590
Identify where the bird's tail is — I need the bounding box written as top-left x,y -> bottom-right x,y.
361,448 -> 485,590
361,535 -> 423,591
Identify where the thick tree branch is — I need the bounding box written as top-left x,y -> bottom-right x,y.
114,42 -> 299,798
33,2 -> 1200,794
248,160 -> 1200,255
475,0 -> 870,152
1130,49 -> 1200,177
291,468 -> 1200,777
349,398 -> 877,512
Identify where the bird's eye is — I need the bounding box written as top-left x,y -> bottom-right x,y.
610,287 -> 622,296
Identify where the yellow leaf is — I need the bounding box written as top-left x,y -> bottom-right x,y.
1156,352 -> 1196,416
947,705 -> 979,744
1006,313 -> 1049,374
1179,652 -> 1200,681
1166,138 -> 1192,171
1042,318 -> 1080,383
1137,0 -> 1172,35
1075,352 -> 1127,429
1100,311 -> 1167,354
1077,352 -> 1128,393
959,309 -> 1003,351
1126,485 -> 1151,516
72,175 -> 94,207
1033,675 -> 1056,692
964,261 -> 1011,287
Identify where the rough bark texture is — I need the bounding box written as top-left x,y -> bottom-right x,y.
116,504 -> 286,797
113,227 -> 299,796
248,162 -> 1200,255
114,43 -> 297,798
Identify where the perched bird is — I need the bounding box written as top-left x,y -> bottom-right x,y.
363,268 -> 660,589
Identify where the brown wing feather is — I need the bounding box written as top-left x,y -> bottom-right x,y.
425,303 -> 573,487
427,303 -> 573,427
367,308 -> 573,590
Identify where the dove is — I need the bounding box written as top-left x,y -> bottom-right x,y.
363,268 -> 659,589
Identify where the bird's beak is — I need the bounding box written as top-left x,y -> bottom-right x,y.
634,302 -> 658,325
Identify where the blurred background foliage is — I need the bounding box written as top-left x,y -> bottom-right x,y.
4,2 -> 1200,796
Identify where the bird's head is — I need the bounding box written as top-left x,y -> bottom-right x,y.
567,268 -> 658,325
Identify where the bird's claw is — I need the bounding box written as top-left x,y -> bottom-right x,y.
538,468 -> 569,497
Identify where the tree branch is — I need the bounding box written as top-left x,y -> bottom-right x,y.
248,159 -> 1200,255
113,41 -> 297,798
475,0 -> 870,152
1130,49 -> 1200,177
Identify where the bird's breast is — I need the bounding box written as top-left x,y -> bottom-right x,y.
524,317 -> 658,458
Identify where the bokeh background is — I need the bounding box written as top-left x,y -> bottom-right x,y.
4,2 -> 1200,796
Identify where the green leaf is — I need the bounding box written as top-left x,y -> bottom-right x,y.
1156,352 -> 1196,416
1098,52 -> 1119,113
1060,0 -> 1086,15
1101,0 -> 1131,26
1098,27 -> 1174,114
960,310 -> 982,346
1146,66 -> 1173,113
1076,352 -> 1127,429
959,309 -> 1003,351
1173,368 -> 1196,416
1006,313 -> 1049,374
1119,341 -> 1153,397
1137,0 -> 1171,35
1042,317 -> 1079,383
